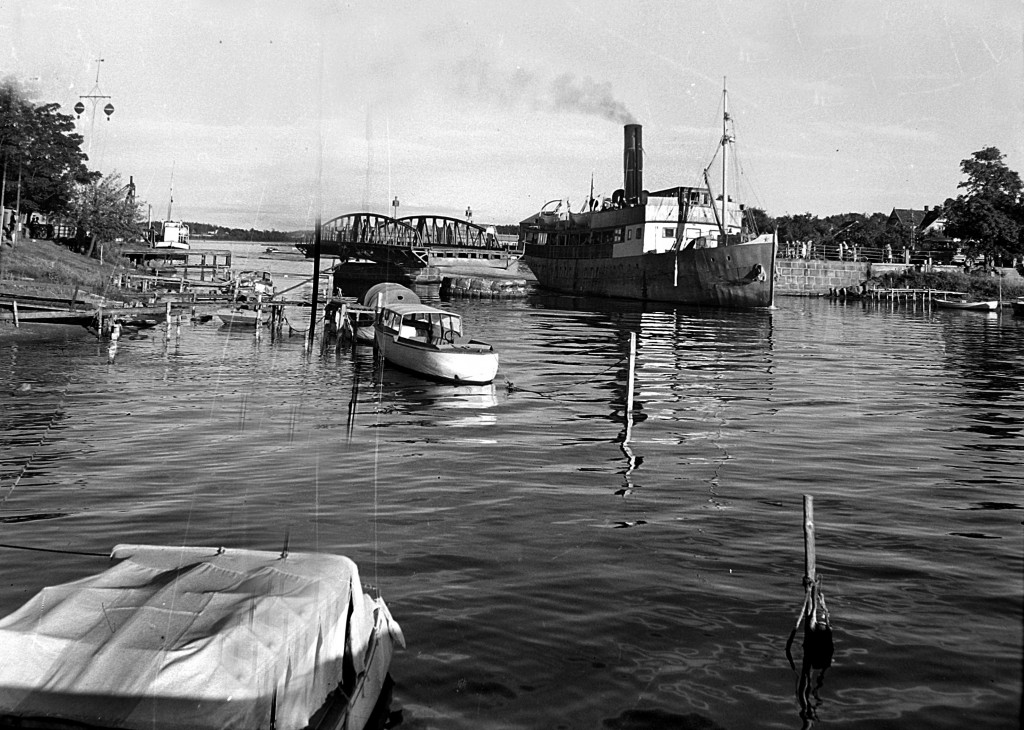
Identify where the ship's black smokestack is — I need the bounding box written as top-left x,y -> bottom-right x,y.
623,124 -> 643,203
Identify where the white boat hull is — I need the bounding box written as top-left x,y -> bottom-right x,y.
933,298 -> 998,311
311,598 -> 403,730
374,328 -> 499,384
216,308 -> 267,326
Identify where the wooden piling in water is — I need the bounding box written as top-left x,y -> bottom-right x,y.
803,494 -> 816,588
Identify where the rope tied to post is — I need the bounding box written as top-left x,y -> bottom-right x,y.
786,494 -> 836,726
789,573 -> 833,671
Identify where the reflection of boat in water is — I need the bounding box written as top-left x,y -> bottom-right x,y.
1012,299 -> 1024,317
933,298 -> 999,311
374,302 -> 499,384
520,86 -> 776,308
0,544 -> 403,730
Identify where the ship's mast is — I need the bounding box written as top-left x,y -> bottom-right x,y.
166,162 -> 175,221
720,79 -> 731,239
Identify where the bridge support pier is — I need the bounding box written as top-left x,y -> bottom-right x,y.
330,263 -> 443,301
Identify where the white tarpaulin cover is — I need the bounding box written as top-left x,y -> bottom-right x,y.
0,544 -> 384,730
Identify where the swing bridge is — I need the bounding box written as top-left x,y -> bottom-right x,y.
297,213 -> 522,269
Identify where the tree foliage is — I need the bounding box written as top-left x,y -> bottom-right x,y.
0,77 -> 97,218
69,173 -> 146,256
943,147 -> 1023,262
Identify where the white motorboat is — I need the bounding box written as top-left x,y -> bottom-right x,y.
0,544 -> 404,730
374,302 -> 499,384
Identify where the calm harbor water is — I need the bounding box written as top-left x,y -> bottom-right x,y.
1,242 -> 1021,729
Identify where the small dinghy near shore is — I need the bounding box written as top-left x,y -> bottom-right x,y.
933,297 -> 999,311
216,306 -> 268,326
0,544 -> 403,730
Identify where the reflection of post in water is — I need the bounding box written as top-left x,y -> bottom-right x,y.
346,365 -> 362,441
617,332 -> 639,496
786,494 -> 835,728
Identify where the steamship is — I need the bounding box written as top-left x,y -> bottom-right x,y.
520,89 -> 776,308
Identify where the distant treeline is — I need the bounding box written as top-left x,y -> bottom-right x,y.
187,222 -> 304,242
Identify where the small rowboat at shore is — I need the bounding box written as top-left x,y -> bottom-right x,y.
217,305 -> 268,327
375,301 -> 499,384
0,544 -> 403,730
933,298 -> 999,311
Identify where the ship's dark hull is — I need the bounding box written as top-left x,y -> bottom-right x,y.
524,238 -> 776,308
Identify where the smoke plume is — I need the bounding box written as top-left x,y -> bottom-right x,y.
548,73 -> 636,124
449,59 -> 635,124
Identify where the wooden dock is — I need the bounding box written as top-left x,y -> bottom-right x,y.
120,248 -> 233,281
866,288 -> 964,303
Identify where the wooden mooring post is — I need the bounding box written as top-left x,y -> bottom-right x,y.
786,494 -> 836,720
787,495 -> 834,672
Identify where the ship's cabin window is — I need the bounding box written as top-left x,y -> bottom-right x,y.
688,191 -> 702,205
664,227 -> 676,238
635,227 -> 643,240
627,229 -> 633,240
614,228 -> 623,243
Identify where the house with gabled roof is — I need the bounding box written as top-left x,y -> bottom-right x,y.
887,205 -> 952,246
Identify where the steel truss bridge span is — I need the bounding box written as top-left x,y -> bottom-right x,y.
303,213 -> 515,267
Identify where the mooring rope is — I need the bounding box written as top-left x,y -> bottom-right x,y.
0,542 -> 108,558
504,352 -> 630,402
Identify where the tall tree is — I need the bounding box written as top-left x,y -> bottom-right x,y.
0,77 -> 96,224
944,147 -> 1023,263
69,173 -> 145,260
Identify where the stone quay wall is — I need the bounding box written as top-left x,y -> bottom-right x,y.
774,260 -> 871,295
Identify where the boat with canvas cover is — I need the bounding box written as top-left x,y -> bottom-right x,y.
0,544 -> 403,730
520,85 -> 776,308
374,302 -> 499,384
329,283 -> 421,345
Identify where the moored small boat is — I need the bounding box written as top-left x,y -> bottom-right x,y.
148,220 -> 190,250
283,305 -> 312,333
217,305 -> 268,327
933,298 -> 999,311
0,544 -> 404,730
374,302 -> 499,384
343,283 -> 423,344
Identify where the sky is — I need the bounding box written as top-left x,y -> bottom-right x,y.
2,0 -> 1022,230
